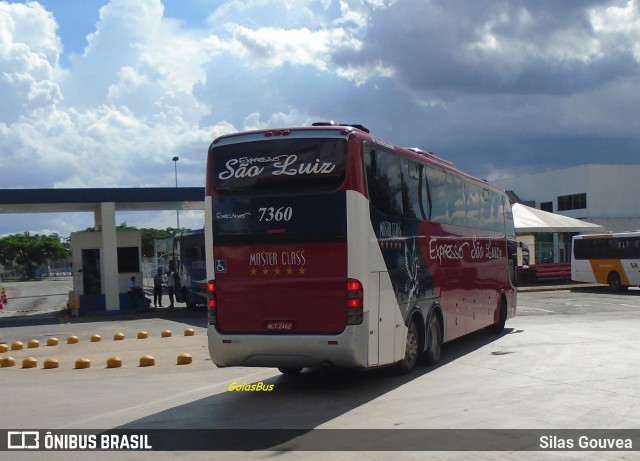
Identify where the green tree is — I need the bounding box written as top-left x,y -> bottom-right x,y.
140,228 -> 174,258
79,224 -> 182,258
0,233 -> 69,280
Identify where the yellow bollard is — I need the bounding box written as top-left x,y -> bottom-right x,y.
1,357 -> 16,367
75,358 -> 91,369
106,357 -> 123,368
43,358 -> 60,369
139,355 -> 155,367
177,353 -> 193,365
22,357 -> 37,369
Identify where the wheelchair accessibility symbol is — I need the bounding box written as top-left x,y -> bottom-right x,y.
215,260 -> 227,273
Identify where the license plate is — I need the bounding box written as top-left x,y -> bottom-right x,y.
266,321 -> 294,331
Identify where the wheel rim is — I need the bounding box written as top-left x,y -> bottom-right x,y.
609,273 -> 620,290
428,317 -> 441,358
406,322 -> 419,364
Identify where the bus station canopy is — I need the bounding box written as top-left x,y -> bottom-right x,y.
512,203 -> 604,234
0,187 -> 205,213
0,187 -> 205,312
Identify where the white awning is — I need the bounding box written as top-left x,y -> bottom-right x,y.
512,203 -> 604,233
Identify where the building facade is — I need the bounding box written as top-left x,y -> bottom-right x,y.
492,164 -> 638,265
493,164 -> 640,234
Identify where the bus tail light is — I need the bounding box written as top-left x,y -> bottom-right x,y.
346,279 -> 363,325
207,280 -> 217,325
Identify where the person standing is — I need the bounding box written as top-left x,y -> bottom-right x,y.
153,269 -> 164,307
167,270 -> 175,308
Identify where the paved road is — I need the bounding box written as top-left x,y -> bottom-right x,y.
1,286 -> 639,460
0,278 -> 72,316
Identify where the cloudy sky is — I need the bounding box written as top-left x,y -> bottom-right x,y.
1,0 -> 639,237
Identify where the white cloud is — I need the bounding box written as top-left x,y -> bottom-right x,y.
0,1 -> 62,122
590,0 -> 640,61
221,23 -> 361,71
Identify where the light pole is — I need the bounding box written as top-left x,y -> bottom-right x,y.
172,156 -> 180,231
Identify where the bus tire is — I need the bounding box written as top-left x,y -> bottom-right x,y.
486,297 -> 507,334
608,271 -> 627,292
182,288 -> 195,308
278,367 -> 302,375
421,311 -> 442,366
396,317 -> 420,374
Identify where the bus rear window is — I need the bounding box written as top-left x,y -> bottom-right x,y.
212,138 -> 347,194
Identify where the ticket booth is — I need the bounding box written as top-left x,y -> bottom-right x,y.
70,230 -> 144,314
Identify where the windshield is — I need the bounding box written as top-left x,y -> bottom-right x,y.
212,138 -> 347,194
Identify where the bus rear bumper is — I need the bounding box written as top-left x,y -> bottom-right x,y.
207,326 -> 368,369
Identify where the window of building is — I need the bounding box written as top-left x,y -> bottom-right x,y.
557,193 -> 586,211
117,247 -> 140,273
540,202 -> 553,212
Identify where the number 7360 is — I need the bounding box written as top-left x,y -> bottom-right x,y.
258,207 -> 293,222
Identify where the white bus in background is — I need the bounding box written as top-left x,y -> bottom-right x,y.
571,231 -> 640,291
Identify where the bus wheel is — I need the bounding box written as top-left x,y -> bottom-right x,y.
608,272 -> 627,292
486,298 -> 507,334
278,367 -> 302,375
421,313 -> 442,365
396,318 -> 420,374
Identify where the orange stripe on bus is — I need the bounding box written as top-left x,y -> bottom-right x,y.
588,259 -> 630,285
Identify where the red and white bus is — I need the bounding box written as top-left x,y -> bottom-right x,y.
205,123 -> 517,374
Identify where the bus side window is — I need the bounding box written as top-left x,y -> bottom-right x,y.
446,173 -> 466,226
365,148 -> 403,217
401,160 -> 429,220
480,189 -> 496,232
504,198 -> 516,240
465,183 -> 481,229
425,166 -> 448,223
